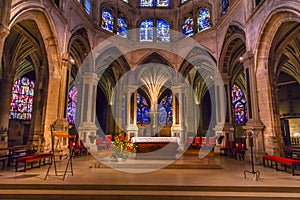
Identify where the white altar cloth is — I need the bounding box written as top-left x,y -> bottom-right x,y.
131,137 -> 180,145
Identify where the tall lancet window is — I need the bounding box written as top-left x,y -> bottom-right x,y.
197,8 -> 211,32
181,0 -> 189,4
156,19 -> 170,42
140,0 -> 154,7
67,86 -> 78,125
231,85 -> 247,125
182,17 -> 194,37
137,93 -> 150,125
156,0 -> 170,7
101,8 -> 114,32
159,92 -> 172,125
117,16 -> 127,37
140,19 -> 153,42
10,77 -> 35,120
222,0 -> 229,15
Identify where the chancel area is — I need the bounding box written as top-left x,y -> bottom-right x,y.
1,0 -> 300,199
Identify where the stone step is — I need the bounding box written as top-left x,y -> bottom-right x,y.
0,184 -> 299,199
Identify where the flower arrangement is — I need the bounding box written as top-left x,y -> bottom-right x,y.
111,134 -> 137,160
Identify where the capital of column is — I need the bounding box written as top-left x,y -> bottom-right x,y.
171,84 -> 186,92
82,72 -> 99,84
123,85 -> 137,93
0,25 -> 10,38
240,51 -> 254,65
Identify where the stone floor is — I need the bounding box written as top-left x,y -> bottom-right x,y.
0,150 -> 300,199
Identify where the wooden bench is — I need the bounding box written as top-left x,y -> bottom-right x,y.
263,155 -> 300,176
15,153 -> 53,172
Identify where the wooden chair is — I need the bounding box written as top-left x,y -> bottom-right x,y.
96,137 -> 107,150
191,137 -> 200,149
106,135 -> 113,150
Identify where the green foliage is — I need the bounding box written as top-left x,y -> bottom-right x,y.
111,134 -> 137,160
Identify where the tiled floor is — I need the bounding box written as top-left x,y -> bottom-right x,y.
0,151 -> 300,199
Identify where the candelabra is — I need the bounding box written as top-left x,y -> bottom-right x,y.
243,129 -> 260,181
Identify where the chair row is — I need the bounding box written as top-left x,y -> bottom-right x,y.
220,140 -> 247,160
69,139 -> 88,156
188,137 -> 216,149
96,135 -> 113,150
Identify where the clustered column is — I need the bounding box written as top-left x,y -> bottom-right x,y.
171,85 -> 187,150
123,86 -> 138,139
78,72 -> 99,153
241,51 -> 264,163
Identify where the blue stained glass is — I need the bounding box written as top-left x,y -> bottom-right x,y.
137,93 -> 150,125
159,92 -> 172,125
182,17 -> 194,37
222,0 -> 229,15
231,85 -> 247,124
101,9 -> 114,32
117,16 -> 127,37
197,8 -> 211,32
10,77 -> 35,120
140,0 -> 154,7
84,0 -> 91,15
156,19 -> 170,42
140,19 -> 153,42
156,0 -> 170,7
67,86 -> 78,124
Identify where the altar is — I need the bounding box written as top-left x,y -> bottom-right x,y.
131,137 -> 180,160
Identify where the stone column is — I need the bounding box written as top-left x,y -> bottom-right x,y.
58,58 -> 69,120
171,85 -> 187,150
0,25 -> 9,63
216,76 -> 234,154
77,72 -> 99,153
241,51 -> 264,164
123,86 -> 138,139
213,73 -> 227,153
0,26 -> 11,131
0,72 -> 13,131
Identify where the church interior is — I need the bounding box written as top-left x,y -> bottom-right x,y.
1,0 -> 300,199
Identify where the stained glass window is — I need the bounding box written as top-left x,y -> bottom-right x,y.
231,85 -> 247,124
101,9 -> 114,32
159,92 -> 172,125
182,17 -> 194,37
222,0 -> 229,15
84,0 -> 91,15
156,19 -> 170,42
140,19 -> 153,42
197,8 -> 211,32
10,77 -> 34,120
181,0 -> 189,4
156,0 -> 170,7
117,16 -> 127,37
140,0 -> 154,7
137,93 -> 150,125
123,0 -> 128,3
67,86 -> 78,125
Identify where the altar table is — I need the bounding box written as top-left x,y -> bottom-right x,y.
131,137 -> 179,160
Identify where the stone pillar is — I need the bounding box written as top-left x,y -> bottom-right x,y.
215,76 -> 234,154
213,73 -> 227,153
77,72 -> 99,153
123,86 -> 138,139
0,71 -> 13,132
0,25 -> 9,63
58,58 -> 69,120
171,85 -> 187,150
0,26 -> 11,131
241,51 -> 265,164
